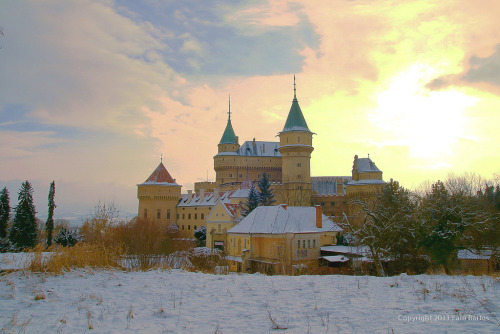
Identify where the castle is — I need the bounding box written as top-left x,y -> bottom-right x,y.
137,78 -> 386,240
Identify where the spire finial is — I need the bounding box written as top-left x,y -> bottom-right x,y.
161,153 -> 163,163
228,94 -> 231,121
293,75 -> 296,99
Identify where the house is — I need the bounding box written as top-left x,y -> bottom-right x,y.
225,204 -> 342,274
457,249 -> 498,275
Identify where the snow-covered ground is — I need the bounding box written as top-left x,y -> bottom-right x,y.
0,267 -> 498,333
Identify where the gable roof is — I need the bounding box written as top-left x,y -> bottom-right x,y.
228,205 -> 342,234
140,162 -> 179,186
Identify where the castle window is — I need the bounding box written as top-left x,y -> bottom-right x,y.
239,174 -> 242,178
201,213 -> 205,219
321,202 -> 325,206
188,213 -> 191,219
297,240 -> 300,249
177,213 -> 179,219
195,213 -> 197,220
167,209 -> 171,219
298,186 -> 302,190
229,173 -> 233,178
194,225 -> 197,230
298,174 -> 302,179
303,240 -> 306,249
182,225 -> 185,230
297,163 -> 301,167
313,240 -> 316,248
218,224 -> 221,232
188,225 -> 191,230
308,240 -> 311,248
331,202 -> 335,206
244,239 -> 247,248
157,209 -> 161,219
144,209 -> 147,219
182,214 -> 185,219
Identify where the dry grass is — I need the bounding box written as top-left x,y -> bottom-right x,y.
27,243 -> 123,274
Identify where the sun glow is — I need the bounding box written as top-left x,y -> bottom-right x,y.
371,64 -> 478,160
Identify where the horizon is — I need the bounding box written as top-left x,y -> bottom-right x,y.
1,0 -> 499,223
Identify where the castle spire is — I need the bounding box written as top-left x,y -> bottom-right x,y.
281,76 -> 311,133
219,95 -> 237,144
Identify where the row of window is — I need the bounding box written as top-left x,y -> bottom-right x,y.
298,239 -> 316,249
143,209 -> 205,221
180,224 -> 197,231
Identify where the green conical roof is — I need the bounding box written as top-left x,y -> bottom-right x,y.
282,76 -> 311,133
219,118 -> 237,144
282,98 -> 310,133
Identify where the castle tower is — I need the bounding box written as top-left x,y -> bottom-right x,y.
137,158 -> 181,225
214,96 -> 241,186
278,76 -> 314,206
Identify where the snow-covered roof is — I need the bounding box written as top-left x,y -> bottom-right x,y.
356,157 -> 381,173
321,245 -> 371,256
178,191 -> 232,207
139,162 -> 180,186
312,176 -> 351,195
215,140 -> 281,157
321,255 -> 350,263
457,249 -> 493,260
346,179 -> 386,186
228,205 -> 342,234
231,188 -> 250,199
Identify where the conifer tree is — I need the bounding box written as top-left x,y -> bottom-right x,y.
258,173 -> 275,206
9,181 -> 37,249
46,181 -> 56,247
0,187 -> 10,239
242,185 -> 260,217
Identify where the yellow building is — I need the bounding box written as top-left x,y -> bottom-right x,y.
225,205 -> 342,274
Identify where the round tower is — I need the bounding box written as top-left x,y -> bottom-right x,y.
278,76 -> 314,206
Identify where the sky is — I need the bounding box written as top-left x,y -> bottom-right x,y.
1,0 -> 499,222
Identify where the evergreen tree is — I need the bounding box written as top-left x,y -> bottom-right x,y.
54,227 -> 79,247
242,185 -> 260,217
419,180 -> 465,274
0,187 -> 10,239
45,181 -> 56,247
194,225 -> 206,247
258,173 -> 275,206
9,181 -> 37,249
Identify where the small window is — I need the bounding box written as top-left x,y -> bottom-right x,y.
244,239 -> 247,248
298,174 -> 302,179
308,240 -> 311,249
297,163 -> 301,167
218,224 -> 221,232
297,240 -> 301,249
144,209 -> 148,219
303,240 -> 306,249
195,213 -> 197,220
229,173 -> 233,178
177,213 -> 179,219
321,202 -> 325,206
201,213 -> 205,219
188,213 -> 191,219
182,225 -> 185,230
298,136 -> 300,142
239,174 -> 243,178
167,209 -> 171,219
313,240 -> 316,248
188,225 -> 191,230
194,225 -> 197,230
331,202 -> 335,206
157,209 -> 161,219
182,214 -> 185,219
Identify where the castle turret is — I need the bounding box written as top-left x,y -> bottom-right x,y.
278,76 -> 314,206
217,96 -> 240,153
137,158 -> 181,225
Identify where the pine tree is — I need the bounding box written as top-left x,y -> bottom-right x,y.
9,181 -> 38,249
46,181 -> 56,247
54,227 -> 79,247
258,173 -> 275,206
0,187 -> 10,239
242,185 -> 260,217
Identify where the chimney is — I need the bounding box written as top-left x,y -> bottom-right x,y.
280,203 -> 287,210
200,189 -> 205,202
213,188 -> 219,201
315,205 -> 322,228
188,190 -> 193,202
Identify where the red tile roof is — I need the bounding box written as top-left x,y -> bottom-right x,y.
145,162 -> 175,183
